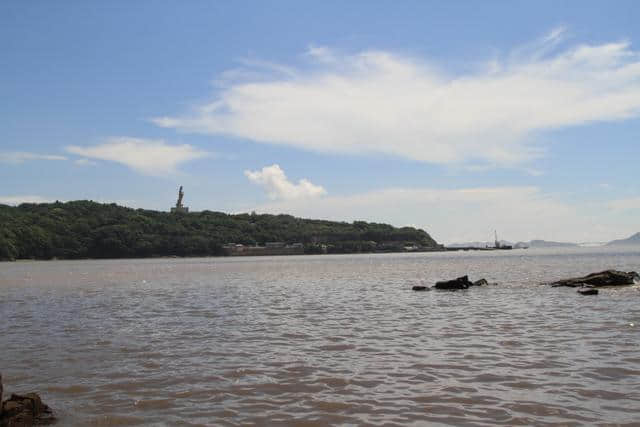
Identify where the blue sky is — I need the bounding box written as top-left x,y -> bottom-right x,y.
1,1 -> 639,243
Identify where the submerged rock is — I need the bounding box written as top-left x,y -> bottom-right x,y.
548,270 -> 639,288
412,285 -> 429,291
0,375 -> 55,426
578,288 -> 599,295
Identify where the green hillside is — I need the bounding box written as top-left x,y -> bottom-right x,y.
0,200 -> 441,260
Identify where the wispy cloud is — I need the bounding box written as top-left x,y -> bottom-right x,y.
74,158 -> 98,166
65,137 -> 209,176
0,195 -> 57,205
154,29 -> 640,167
245,164 -> 326,200
0,152 -> 67,164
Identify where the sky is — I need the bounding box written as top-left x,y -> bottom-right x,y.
1,0 -> 639,244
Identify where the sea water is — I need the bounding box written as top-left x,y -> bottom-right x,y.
1,247 -> 639,425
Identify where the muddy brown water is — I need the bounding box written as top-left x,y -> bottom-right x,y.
1,247 -> 640,425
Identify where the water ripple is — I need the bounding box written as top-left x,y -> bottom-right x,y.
1,248 -> 639,425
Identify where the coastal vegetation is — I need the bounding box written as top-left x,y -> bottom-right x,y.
0,200 -> 440,261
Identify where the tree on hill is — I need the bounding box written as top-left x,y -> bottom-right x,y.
0,200 -> 440,260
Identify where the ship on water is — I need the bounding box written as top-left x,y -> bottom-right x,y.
446,231 -> 515,251
491,230 -> 513,250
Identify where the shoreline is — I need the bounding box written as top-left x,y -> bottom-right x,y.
1,247 -> 448,263
4,245 -> 638,263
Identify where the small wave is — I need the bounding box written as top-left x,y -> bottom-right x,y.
133,398 -> 174,410
315,344 -> 356,351
281,332 -> 311,339
88,414 -> 146,426
46,384 -> 92,394
307,399 -> 352,411
314,376 -> 350,388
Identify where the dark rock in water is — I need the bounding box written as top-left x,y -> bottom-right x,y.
578,288 -> 599,295
412,285 -> 428,291
434,275 -> 473,290
0,389 -> 56,426
433,276 -> 495,290
548,270 -> 639,288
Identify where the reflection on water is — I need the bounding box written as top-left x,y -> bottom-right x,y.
1,247 -> 640,425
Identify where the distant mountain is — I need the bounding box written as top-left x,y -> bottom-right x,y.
525,239 -> 578,248
607,232 -> 640,246
448,239 -> 581,249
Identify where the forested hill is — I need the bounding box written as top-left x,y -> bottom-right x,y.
0,200 -> 441,260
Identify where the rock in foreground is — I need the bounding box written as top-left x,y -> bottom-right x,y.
0,374 -> 55,427
548,270 -> 639,288
433,276 -> 494,290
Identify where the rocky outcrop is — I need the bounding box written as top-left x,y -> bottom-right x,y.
472,278 -> 489,287
0,375 -> 55,426
578,288 -> 599,295
411,285 -> 429,291
433,276 -> 494,290
1,393 -> 56,426
435,276 -> 473,290
548,270 -> 639,288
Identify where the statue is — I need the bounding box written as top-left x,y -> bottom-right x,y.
176,186 -> 184,208
171,186 -> 189,213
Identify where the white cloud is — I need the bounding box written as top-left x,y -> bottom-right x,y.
74,158 -> 97,166
306,45 -> 338,64
154,29 -> 640,167
608,197 -> 640,212
65,137 -> 209,176
0,195 -> 56,205
246,185 -> 634,244
244,164 -> 327,200
0,152 -> 67,164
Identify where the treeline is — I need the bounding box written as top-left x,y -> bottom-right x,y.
0,200 -> 441,260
